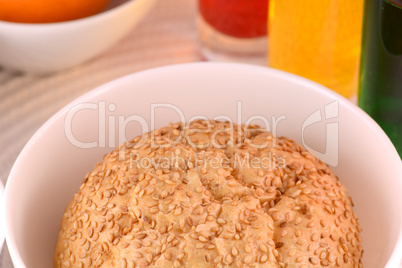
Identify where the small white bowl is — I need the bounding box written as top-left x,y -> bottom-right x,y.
5,63 -> 402,267
0,0 -> 156,74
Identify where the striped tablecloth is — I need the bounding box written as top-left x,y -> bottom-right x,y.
0,0 -> 201,266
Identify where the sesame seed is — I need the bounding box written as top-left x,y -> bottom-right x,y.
296,256 -> 303,263
163,252 -> 171,260
309,257 -> 317,265
244,244 -> 252,253
199,236 -> 208,242
302,204 -> 308,214
244,256 -> 253,263
225,254 -> 233,264
146,253 -> 153,263
297,239 -> 306,245
325,205 -> 333,214
213,256 -> 222,264
217,218 -> 226,224
292,190 -> 302,198
321,260 -> 329,266
308,243 -> 315,251
259,244 -> 268,253
228,180 -> 237,187
120,241 -> 130,249
285,212 -> 292,222
271,212 -> 280,221
275,242 -> 284,248
320,242 -> 328,248
295,229 -> 302,237
289,248 -> 296,257
281,230 -> 288,237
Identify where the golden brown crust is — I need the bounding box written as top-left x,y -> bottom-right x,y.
54,120 -> 362,268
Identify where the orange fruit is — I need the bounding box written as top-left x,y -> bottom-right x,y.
0,0 -> 111,23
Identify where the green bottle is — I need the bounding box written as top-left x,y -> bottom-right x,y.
358,0 -> 402,158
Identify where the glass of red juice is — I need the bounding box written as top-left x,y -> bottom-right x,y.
197,0 -> 268,65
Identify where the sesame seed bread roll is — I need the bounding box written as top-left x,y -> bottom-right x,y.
54,120 -> 363,268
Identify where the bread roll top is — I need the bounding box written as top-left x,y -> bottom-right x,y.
54,120 -> 362,268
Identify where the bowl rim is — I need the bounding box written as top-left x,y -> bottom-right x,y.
0,0 -> 143,28
4,62 -> 402,268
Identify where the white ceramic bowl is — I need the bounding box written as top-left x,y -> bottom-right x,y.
5,63 -> 402,267
0,0 -> 156,74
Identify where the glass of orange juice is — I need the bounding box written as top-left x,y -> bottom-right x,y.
268,0 -> 364,99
